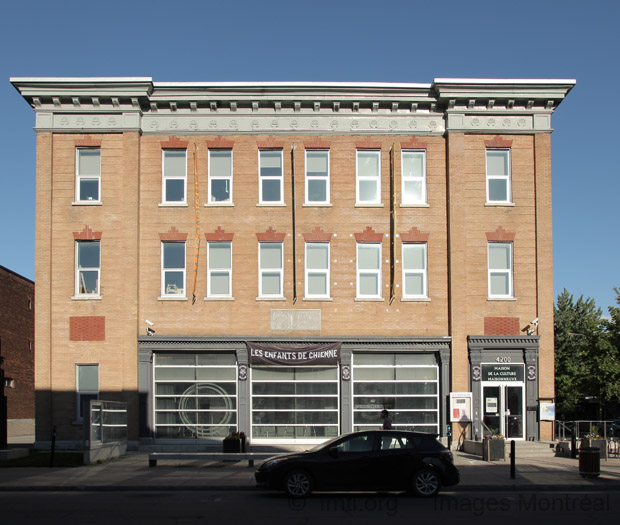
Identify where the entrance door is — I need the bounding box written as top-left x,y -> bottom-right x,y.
482,384 -> 524,439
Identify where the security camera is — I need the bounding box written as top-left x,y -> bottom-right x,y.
530,318 -> 539,326
145,320 -> 154,327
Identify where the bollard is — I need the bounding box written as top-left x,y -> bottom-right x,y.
50,425 -> 56,468
510,440 -> 516,479
571,433 -> 577,459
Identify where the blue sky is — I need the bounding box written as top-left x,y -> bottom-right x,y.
1,0 -> 618,312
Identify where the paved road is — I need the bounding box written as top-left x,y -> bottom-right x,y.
1,489 -> 619,525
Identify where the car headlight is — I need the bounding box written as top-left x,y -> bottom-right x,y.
262,458 -> 287,471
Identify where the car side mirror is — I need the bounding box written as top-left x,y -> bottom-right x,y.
328,447 -> 339,458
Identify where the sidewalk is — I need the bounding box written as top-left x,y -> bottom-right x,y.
0,451 -> 619,492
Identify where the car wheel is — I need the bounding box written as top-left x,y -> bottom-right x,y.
284,470 -> 313,498
412,468 -> 441,497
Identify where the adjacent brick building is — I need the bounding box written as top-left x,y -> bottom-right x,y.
11,78 -> 574,449
0,265 -> 35,441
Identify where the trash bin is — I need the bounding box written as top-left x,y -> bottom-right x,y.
578,447 -> 600,477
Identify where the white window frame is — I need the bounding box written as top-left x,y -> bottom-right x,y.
488,242 -> 513,298
401,150 -> 426,205
208,149 -> 233,204
75,240 -> 101,296
486,149 -> 512,204
162,149 -> 187,204
207,241 -> 232,297
76,364 -> 99,422
161,241 -> 186,297
76,148 -> 101,203
258,242 -> 284,298
304,149 -> 330,204
356,242 -> 382,299
305,242 -> 330,299
402,243 -> 428,298
356,150 -> 381,205
259,149 -> 284,204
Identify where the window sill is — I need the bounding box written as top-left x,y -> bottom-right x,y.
487,296 -> 517,301
72,201 -> 102,206
485,202 -> 515,207
204,296 -> 235,301
354,297 -> 385,302
158,296 -> 188,301
355,203 -> 384,208
71,295 -> 102,301
302,203 -> 332,207
256,296 -> 286,301
400,203 -> 429,208
401,297 -> 431,302
205,202 -> 234,207
256,203 -> 286,207
158,202 -> 188,207
303,297 -> 333,302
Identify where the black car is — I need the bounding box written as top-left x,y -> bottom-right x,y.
255,430 -> 459,498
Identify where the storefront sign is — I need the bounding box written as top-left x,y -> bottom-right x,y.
247,342 -> 341,366
540,402 -> 555,421
481,364 -> 524,382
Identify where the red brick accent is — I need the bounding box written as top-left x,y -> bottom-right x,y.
355,226 -> 383,243
256,227 -> 286,242
485,136 -> 513,148
70,316 -> 105,341
355,137 -> 382,149
74,136 -> 101,147
160,137 -> 188,149
256,136 -> 285,149
400,137 -> 427,150
73,225 -> 102,240
400,227 -> 430,243
484,317 -> 520,336
205,227 -> 234,242
303,227 -> 332,242
206,136 -> 235,149
304,138 -> 331,149
159,227 -> 188,241
486,226 -> 515,242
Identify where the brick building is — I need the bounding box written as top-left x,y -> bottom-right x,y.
0,265 -> 35,442
11,77 -> 574,449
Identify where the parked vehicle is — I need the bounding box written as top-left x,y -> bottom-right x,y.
255,430 -> 459,498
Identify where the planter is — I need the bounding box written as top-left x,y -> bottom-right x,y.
223,439 -> 241,453
580,438 -> 607,460
483,438 -> 505,461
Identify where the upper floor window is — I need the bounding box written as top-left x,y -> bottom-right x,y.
259,150 -> 283,204
259,242 -> 283,297
162,149 -> 187,204
356,243 -> 382,298
305,150 -> 330,204
488,242 -> 513,298
161,241 -> 186,297
356,150 -> 381,205
208,149 -> 233,204
207,241 -> 232,297
401,150 -> 426,205
486,149 -> 511,204
402,243 -> 427,298
76,240 -> 100,296
305,242 -> 330,298
76,148 -> 101,203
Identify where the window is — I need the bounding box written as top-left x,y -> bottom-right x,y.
488,242 -> 513,298
401,150 -> 426,204
76,240 -> 100,296
486,149 -> 511,203
259,242 -> 283,297
161,242 -> 186,297
259,150 -> 283,204
208,149 -> 233,204
305,242 -> 330,298
402,243 -> 427,298
76,364 -> 98,421
356,150 -> 381,204
357,243 -> 381,298
162,149 -> 187,204
207,241 -> 232,297
305,150 -> 330,204
76,148 -> 101,202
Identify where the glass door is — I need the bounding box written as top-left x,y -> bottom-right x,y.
482,384 -> 524,439
504,385 -> 524,439
482,386 -> 501,436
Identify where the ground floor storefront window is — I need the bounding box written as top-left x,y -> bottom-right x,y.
153,353 -> 237,438
352,353 -> 439,433
251,367 -> 339,442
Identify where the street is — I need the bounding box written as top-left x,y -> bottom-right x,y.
1,489 -> 619,524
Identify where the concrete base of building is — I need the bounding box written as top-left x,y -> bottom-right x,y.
0,448 -> 29,461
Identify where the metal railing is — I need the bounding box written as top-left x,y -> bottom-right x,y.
86,400 -> 128,448
555,420 -> 618,441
